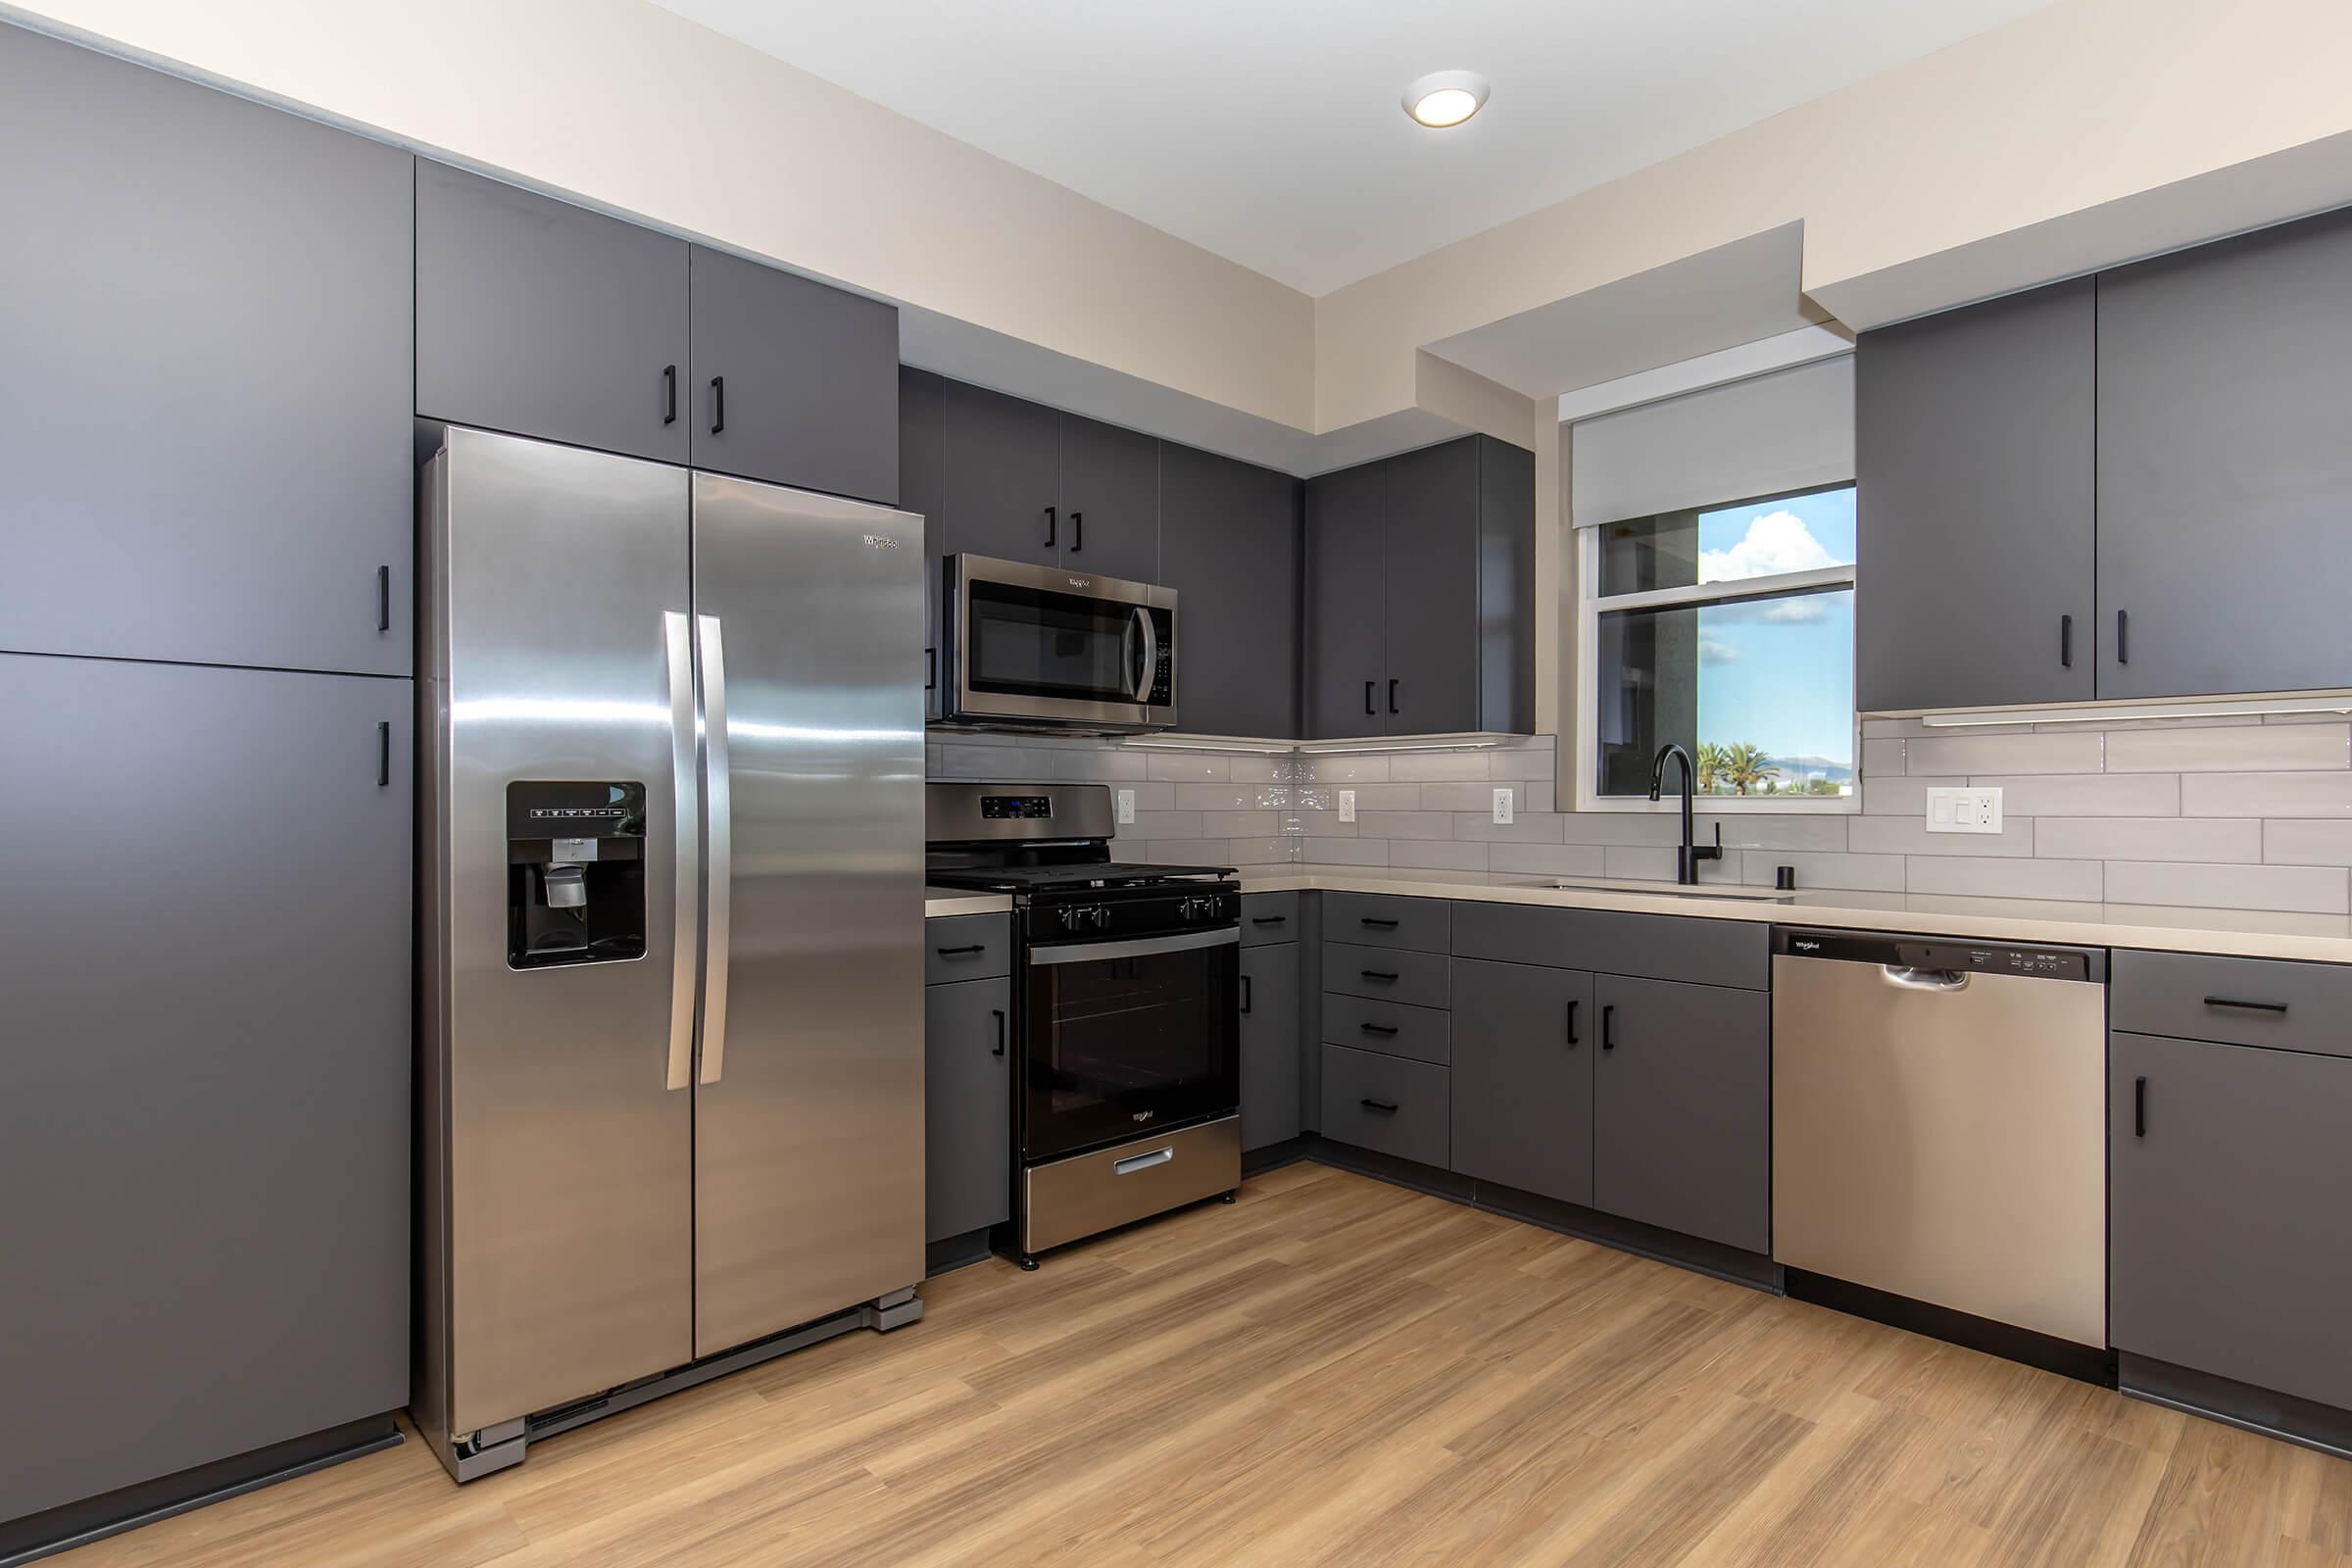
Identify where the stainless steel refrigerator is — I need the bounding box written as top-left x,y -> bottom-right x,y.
414,426 -> 926,1481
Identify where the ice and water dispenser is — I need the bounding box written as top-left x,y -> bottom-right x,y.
506,781 -> 649,967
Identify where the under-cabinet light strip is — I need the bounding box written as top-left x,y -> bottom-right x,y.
1116,734 -> 1513,756
1918,695 -> 2352,727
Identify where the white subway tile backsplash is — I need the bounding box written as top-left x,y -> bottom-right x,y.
1226,756 -> 1298,784
2104,860 -> 2350,915
1905,731 -> 2104,775
1303,839 -> 1393,866
1145,753 -> 1232,782
1451,812 -> 1570,844
2105,723 -> 2350,773
2034,816 -> 2261,863
1296,812 -> 1360,837
1355,810 -> 1455,841
1200,809 -> 1279,838
1227,836 -> 1296,865
1698,814 -> 1848,853
1052,747 -> 1149,781
1493,743 -> 1557,779
1600,846 -> 1743,883
1299,755 -> 1390,782
2263,819 -> 2352,867
1389,841 -> 1493,871
1904,856 -> 2103,902
1145,839 -> 1226,863
1172,783 -> 1261,810
1861,776 -> 1967,816
2182,772 -> 2352,818
1739,851 -> 1906,893
1847,814 -> 2035,858
1126,811 -> 1202,839
1388,752 -> 1494,782
934,742 -> 1060,779
1331,782 -> 1422,811
1486,844 -> 1607,878
1970,773 -> 2179,817
1557,813 -> 1682,847
1420,781 -> 1517,811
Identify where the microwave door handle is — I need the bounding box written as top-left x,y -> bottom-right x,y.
697,613 -> 733,1086
1133,606 -> 1158,703
662,612 -> 699,1093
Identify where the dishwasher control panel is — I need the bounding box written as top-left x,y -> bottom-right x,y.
1775,928 -> 2101,983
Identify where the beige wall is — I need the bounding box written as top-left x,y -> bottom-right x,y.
1,0 -> 1315,432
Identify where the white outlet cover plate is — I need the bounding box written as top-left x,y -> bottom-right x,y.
1338,788 -> 1356,823
1492,787 -> 1515,825
1115,788 -> 1135,825
1925,785 -> 2003,833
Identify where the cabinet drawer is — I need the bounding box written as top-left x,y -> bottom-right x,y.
2111,950 -> 2352,1058
1324,942 -> 1450,1010
1450,901 -> 1769,991
926,914 -> 1012,984
1326,893 -> 1451,954
1322,993 -> 1449,1065
1319,1045 -> 1449,1168
1242,892 -> 1301,947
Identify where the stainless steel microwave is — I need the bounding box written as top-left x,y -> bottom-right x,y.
942,554 -> 1177,732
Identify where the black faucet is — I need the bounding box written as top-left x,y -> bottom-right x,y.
1648,743 -> 1723,885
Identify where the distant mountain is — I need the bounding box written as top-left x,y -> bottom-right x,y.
1763,755 -> 1853,782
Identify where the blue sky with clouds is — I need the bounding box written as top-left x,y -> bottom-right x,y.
1693,488 -> 1856,768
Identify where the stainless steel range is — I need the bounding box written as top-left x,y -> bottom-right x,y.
927,783 -> 1241,1267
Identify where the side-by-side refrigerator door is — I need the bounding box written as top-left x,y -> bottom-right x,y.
432,427 -> 698,1436
689,471 -> 927,1356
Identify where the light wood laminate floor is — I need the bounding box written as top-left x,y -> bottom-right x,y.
57,1162 -> 2352,1567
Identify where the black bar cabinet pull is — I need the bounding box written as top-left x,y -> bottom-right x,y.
662,364 -> 677,424
710,375 -> 725,434
2203,995 -> 2287,1013
1360,1099 -> 1398,1114
1070,512 -> 1083,553
375,720 -> 391,787
1359,1022 -> 1399,1037
925,648 -> 936,691
1364,680 -> 1376,716
1359,916 -> 1399,930
1044,506 -> 1056,548
2116,609 -> 2129,664
1361,969 -> 1398,982
1250,915 -> 1287,927
1388,678 -> 1399,714
1600,1004 -> 1616,1051
2060,613 -> 2073,668
935,944 -> 985,957
2133,1075 -> 2147,1138
1566,999 -> 1580,1045
990,1008 -> 1006,1057
375,564 -> 391,632
1241,975 -> 1253,1014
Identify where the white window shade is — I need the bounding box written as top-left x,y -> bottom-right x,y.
1570,356 -> 1853,527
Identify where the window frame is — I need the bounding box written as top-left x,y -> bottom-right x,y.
1573,483 -> 1861,815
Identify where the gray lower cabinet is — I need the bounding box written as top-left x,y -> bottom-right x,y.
1240,944 -> 1302,1152
1157,442 -> 1302,738
688,244 -> 899,504
1,23 -> 413,677
941,378 -> 1062,567
923,977 -> 1013,1244
2095,208 -> 2352,701
2111,1031 -> 2352,1412
0,654 -> 410,1525
1592,975 -> 1770,1253
1319,1045 -> 1449,1167
416,159 -> 690,467
1854,278 -> 2096,711
1450,959 -> 1594,1207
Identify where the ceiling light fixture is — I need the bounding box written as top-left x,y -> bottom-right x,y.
1402,71 -> 1489,129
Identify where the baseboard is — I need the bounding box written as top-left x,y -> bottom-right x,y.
925,1229 -> 996,1277
1784,1268 -> 2116,1387
2121,1352 -> 2352,1461
1241,1136 -> 1312,1177
0,1413 -> 401,1568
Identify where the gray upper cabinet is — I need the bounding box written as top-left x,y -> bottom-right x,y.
2096,209 -> 2352,701
901,367 -> 950,720
2111,1031 -> 2352,1411
1240,943 -> 1303,1152
688,245 -> 899,505
1592,975 -> 1770,1253
923,976 -> 1012,1244
1450,958 -> 1594,1206
1304,459 -> 1390,736
1157,443 -> 1302,738
416,160 -> 689,467
941,378 -> 1063,567
1305,435 -> 1536,738
0,654 -> 410,1524
1057,413 -> 1160,583
1854,278 -> 2096,712
0,24 -> 412,677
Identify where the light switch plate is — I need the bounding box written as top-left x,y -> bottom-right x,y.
1115,788 -> 1135,825
1492,787 -> 1515,825
1925,785 -> 2003,834
1338,788 -> 1357,823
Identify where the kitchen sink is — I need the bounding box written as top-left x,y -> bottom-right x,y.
1535,877 -> 1795,904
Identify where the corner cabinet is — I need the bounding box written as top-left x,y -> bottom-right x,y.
1304,435 -> 1535,738
1158,443 -> 1303,738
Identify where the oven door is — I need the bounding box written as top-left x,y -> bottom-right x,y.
947,554 -> 1176,731
1022,927 -> 1239,1161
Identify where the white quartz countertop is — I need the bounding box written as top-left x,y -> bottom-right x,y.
1228,864 -> 2352,964
924,888 -> 1014,918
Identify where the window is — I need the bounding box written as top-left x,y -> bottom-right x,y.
1577,484 -> 1857,810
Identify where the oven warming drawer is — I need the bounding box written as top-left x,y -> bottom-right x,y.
1023,1116 -> 1240,1254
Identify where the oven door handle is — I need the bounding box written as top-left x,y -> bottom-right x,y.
1131,605 -> 1157,704
1028,927 -> 1240,965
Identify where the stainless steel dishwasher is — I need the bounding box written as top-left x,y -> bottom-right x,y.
1772,928 -> 2108,1358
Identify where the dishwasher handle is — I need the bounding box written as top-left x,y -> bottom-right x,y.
1881,964 -> 1970,994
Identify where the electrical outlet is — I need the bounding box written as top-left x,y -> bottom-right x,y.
1338,788 -> 1357,823
1115,788 -> 1135,825
1492,787 -> 1515,825
1925,785 -> 2003,834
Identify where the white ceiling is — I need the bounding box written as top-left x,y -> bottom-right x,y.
654,0 -> 2051,297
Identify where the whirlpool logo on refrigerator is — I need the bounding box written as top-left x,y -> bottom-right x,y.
860,533 -> 901,550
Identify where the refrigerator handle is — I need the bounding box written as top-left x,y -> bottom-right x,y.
663,612 -> 701,1092
697,612 -> 734,1086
